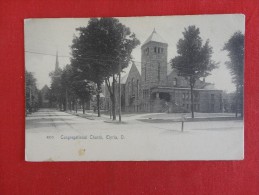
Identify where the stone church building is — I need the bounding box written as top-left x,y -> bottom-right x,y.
105,29 -> 223,113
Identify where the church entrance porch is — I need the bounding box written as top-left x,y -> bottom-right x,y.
159,92 -> 170,102
150,89 -> 171,113
149,88 -> 188,113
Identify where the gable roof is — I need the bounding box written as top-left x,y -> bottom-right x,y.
121,63 -> 141,84
41,85 -> 50,91
121,73 -> 129,84
143,29 -> 167,46
202,83 -> 216,90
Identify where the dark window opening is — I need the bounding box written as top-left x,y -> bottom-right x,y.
146,47 -> 149,55
173,78 -> 177,86
159,92 -> 170,102
211,104 -> 214,112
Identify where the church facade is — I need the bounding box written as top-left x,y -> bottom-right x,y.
106,30 -> 223,113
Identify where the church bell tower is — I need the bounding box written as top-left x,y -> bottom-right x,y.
141,29 -> 168,91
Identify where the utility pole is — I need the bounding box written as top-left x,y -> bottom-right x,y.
118,62 -> 122,122
66,89 -> 68,111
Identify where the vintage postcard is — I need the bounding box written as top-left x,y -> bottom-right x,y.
25,14 -> 244,161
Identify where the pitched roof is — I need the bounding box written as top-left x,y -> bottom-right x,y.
203,83 -> 216,90
143,29 -> 167,45
41,84 -> 50,91
121,73 -> 129,84
120,63 -> 141,84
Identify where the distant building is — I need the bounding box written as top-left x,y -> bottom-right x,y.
105,29 -> 223,113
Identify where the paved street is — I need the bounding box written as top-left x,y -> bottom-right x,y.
26,109 -> 244,161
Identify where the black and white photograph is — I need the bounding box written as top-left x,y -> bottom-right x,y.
25,14 -> 244,161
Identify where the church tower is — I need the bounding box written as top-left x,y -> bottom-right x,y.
55,51 -> 59,72
141,29 -> 168,92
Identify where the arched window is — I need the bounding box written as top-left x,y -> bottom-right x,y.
128,81 -> 130,95
146,47 -> 149,55
158,63 -> 160,81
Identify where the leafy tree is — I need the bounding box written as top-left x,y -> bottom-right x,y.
171,25 -> 218,118
223,31 -> 244,117
38,91 -> 43,108
49,67 -> 63,110
25,70 -> 40,113
70,67 -> 95,114
60,64 -> 74,111
71,17 -> 140,120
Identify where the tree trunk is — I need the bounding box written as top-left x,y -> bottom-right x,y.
59,96 -> 62,111
118,64 -> 122,122
190,84 -> 194,119
75,99 -> 77,113
111,94 -> 116,120
236,86 -> 239,118
97,83 -> 101,117
109,100 -> 112,119
65,89 -> 68,111
240,86 -> 243,118
82,99 -> 85,114
112,74 -> 116,120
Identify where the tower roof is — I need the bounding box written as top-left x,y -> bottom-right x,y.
142,29 -> 167,46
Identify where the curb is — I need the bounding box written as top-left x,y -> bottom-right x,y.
138,117 -> 243,123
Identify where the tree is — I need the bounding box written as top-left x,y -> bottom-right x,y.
60,64 -> 82,111
70,68 -> 95,114
171,25 -> 218,118
71,17 -> 140,120
223,31 -> 244,118
59,64 -> 95,114
25,70 -> 40,113
49,67 -> 63,110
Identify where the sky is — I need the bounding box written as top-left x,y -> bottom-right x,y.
25,14 -> 245,92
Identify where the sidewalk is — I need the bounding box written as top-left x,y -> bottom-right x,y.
65,110 -> 242,123
65,110 -> 110,121
137,112 -> 243,123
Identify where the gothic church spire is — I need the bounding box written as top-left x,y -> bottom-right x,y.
55,50 -> 59,72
